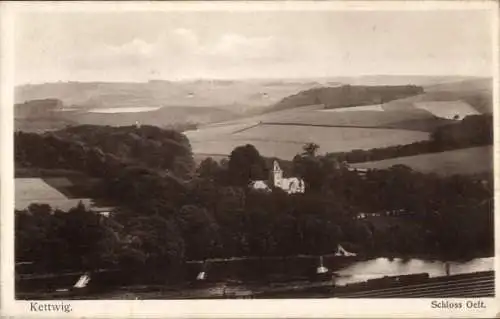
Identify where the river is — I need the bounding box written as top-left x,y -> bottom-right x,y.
334,257 -> 494,286
17,257 -> 493,299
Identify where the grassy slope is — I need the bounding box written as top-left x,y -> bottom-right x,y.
382,78 -> 492,114
350,146 -> 492,176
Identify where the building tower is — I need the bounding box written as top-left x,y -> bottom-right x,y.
272,160 -> 283,188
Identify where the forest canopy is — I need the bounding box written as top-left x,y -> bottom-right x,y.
15,125 -> 494,285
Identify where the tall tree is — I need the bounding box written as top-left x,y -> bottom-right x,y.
196,157 -> 220,181
228,144 -> 267,186
302,142 -> 320,157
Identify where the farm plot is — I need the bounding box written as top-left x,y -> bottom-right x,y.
350,146 -> 492,176
16,178 -> 69,202
15,177 -> 93,211
260,109 -> 435,130
190,124 -> 430,160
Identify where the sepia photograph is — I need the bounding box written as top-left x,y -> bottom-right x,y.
1,1 -> 498,317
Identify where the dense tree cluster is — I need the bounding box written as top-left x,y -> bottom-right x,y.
16,203 -> 122,273
329,114 -> 493,163
15,126 -> 493,285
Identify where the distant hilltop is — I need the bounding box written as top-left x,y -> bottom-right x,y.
15,76 -> 483,111
271,85 -> 425,112
14,79 -> 327,111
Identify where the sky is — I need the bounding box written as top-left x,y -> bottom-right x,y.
15,10 -> 493,84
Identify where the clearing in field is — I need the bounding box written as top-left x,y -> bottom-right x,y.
350,146 -> 492,176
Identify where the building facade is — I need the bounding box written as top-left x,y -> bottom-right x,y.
250,160 -> 305,194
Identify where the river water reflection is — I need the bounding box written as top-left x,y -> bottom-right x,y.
334,257 -> 494,286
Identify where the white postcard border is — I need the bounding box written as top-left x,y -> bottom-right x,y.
1,1 -> 499,318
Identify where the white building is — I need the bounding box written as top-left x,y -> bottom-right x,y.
250,160 -> 305,194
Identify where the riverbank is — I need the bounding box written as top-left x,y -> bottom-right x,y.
17,271 -> 494,300
186,250 -> 494,265
16,257 -> 493,299
254,271 -> 495,299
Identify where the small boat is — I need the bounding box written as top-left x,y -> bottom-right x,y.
73,273 -> 91,289
196,271 -> 207,281
316,256 -> 329,274
196,261 -> 209,281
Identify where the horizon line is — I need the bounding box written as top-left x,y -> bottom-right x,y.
15,74 -> 491,87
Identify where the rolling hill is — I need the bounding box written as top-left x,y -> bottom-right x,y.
58,106 -> 236,127
16,76 -> 478,114
15,76 -> 492,174
376,78 -> 493,115
14,99 -> 237,132
14,99 -> 77,132
350,146 -> 492,176
14,79 -> 334,131
15,80 -> 329,114
270,85 -> 424,112
185,77 -> 492,167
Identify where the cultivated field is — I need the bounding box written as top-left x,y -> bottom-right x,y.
260,109 -> 435,130
350,146 -> 493,176
190,124 -> 430,160
15,177 -> 91,211
186,78 -> 491,163
16,178 -> 69,202
15,176 -> 100,211
185,98 -> 438,160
